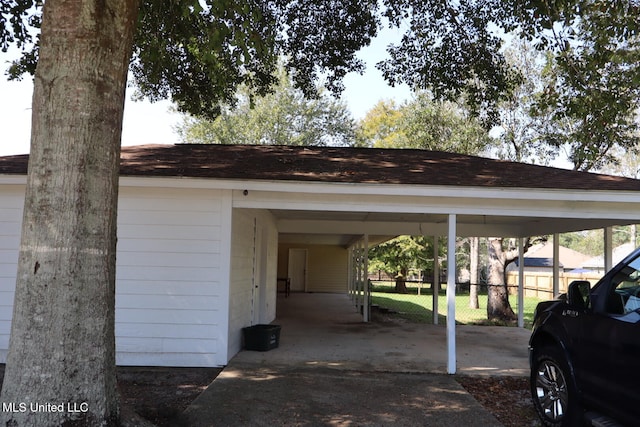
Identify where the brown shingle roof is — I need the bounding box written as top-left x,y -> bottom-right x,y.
1,144 -> 640,191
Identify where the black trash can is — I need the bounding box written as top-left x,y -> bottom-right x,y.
242,324 -> 281,351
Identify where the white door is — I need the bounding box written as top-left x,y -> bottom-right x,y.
288,249 -> 307,292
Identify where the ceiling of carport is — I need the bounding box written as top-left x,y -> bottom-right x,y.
273,209 -> 638,246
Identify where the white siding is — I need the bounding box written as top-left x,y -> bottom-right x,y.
227,208 -> 278,357
116,187 -> 230,367
0,185 -> 24,359
0,183 -> 340,366
278,244 -> 348,293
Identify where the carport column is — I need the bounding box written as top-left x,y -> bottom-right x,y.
604,227 -> 613,272
433,236 -> 439,325
355,241 -> 362,310
552,234 -> 560,296
446,214 -> 457,374
518,238 -> 525,328
363,234 -> 370,322
348,246 -> 354,302
357,239 -> 365,312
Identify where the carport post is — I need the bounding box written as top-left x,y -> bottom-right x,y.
348,246 -> 354,302
433,236 -> 439,325
446,214 -> 456,374
363,234 -> 370,322
553,234 -> 560,296
356,241 -> 363,310
518,238 -> 525,328
604,227 -> 613,272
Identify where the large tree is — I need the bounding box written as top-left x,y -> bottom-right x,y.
0,1 -> 140,425
2,0 -> 639,424
492,39 -> 558,165
525,0 -> 640,171
368,236 -> 439,293
355,99 -> 405,148
486,238 -> 523,321
0,1 -> 378,425
176,64 -> 356,146
356,93 -> 493,154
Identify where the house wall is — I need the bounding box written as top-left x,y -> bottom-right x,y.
277,243 -> 348,293
0,184 -> 233,367
228,208 -> 278,358
115,186 -> 232,367
0,185 -> 24,360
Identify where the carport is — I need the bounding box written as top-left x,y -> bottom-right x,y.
234,292 -> 531,376
5,144 -> 639,369
230,146 -> 640,374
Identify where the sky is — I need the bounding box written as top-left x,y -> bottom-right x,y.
0,27 -> 411,156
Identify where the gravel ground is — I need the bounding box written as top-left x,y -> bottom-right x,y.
456,375 -> 541,427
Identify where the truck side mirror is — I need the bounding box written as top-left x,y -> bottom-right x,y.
568,280 -> 591,309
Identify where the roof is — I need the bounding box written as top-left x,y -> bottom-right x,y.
2,144 -> 640,191
514,257 -> 563,268
524,243 -> 592,269
582,243 -> 637,269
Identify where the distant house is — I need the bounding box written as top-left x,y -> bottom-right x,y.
507,243 -> 592,273
581,243 -> 637,274
2,144 -> 640,368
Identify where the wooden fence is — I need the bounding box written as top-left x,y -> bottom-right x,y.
505,271 -> 602,300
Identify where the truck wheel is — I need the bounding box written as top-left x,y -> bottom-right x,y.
530,346 -> 582,426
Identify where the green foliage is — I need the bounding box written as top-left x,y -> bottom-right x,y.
378,0 -> 522,126
522,0 -> 640,171
2,0 -> 379,120
400,93 -> 493,153
559,227 -> 639,256
130,0 -> 277,120
0,0 -> 41,78
368,236 -> 441,277
356,93 -> 493,154
278,0 -> 379,96
355,100 -> 405,147
176,64 -> 356,146
492,39 -> 558,165
3,1 -> 639,164
600,143 -> 640,179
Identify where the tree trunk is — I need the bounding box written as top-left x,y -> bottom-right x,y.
0,1 -> 140,425
395,268 -> 408,293
469,237 -> 479,309
486,238 -> 517,322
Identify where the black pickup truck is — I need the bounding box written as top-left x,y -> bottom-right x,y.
529,247 -> 640,427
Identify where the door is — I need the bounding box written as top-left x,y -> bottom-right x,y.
288,248 -> 307,292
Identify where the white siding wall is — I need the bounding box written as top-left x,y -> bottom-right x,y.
0,185 -> 24,361
228,208 -> 278,357
278,244 -> 348,293
0,183 -> 278,367
116,187 -> 231,367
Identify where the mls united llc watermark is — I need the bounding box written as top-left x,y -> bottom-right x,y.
2,402 -> 89,413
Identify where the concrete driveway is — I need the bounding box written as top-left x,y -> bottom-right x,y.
182,293 -> 531,426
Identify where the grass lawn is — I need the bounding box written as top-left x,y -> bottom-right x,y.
369,283 -> 542,327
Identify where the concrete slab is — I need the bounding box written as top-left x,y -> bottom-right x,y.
234,293 -> 531,376
182,365 -> 503,426
182,293 -> 531,426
